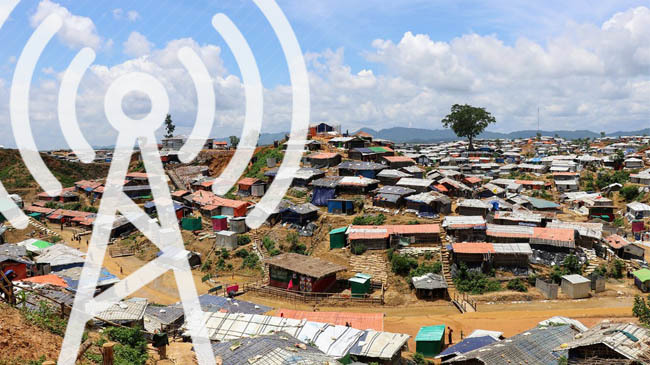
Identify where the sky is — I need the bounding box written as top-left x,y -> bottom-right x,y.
0,0 -> 650,148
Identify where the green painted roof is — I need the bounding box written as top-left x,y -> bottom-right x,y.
634,269 -> 650,282
416,325 -> 446,342
329,227 -> 348,235
33,240 -> 53,249
369,147 -> 387,153
526,197 -> 560,209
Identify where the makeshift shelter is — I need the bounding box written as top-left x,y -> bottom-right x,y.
229,217 -> 247,233
436,336 -> 498,362
95,298 -> 147,327
373,185 -> 416,209
308,152 -> 342,168
606,234 -> 644,260
633,269 -> 650,292
349,330 -> 410,365
328,199 -> 355,215
194,311 -> 364,360
561,274 -> 591,299
337,176 -> 379,194
416,325 -> 446,357
405,192 -> 452,216
446,324 -> 579,365
310,176 -> 342,206
456,199 -> 491,217
349,273 -> 371,298
412,273 -> 448,300
382,155 -> 415,168
329,227 -> 348,249
396,178 -> 435,193
215,231 -> 238,250
442,216 -> 487,242
376,169 -> 411,185
280,203 -> 319,226
211,215 -> 228,231
237,177 -> 266,197
211,332 -> 339,365
265,253 -> 347,292
292,168 -> 326,187
562,322 -> 650,364
0,244 -> 31,280
181,216 -> 202,231
337,161 -> 386,178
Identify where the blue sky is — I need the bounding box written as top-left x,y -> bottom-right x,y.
1,0 -> 650,148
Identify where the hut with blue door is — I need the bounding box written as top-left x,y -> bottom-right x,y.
327,199 -> 355,215
310,176 -> 342,206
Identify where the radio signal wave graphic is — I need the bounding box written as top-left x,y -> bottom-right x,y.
0,1 -> 310,364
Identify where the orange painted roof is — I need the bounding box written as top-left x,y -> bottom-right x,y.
452,242 -> 495,254
383,156 -> 415,163
464,176 -> 482,184
434,184 -> 448,192
238,177 -> 262,186
533,227 -> 575,242
390,224 -> 440,234
309,152 -> 339,159
126,172 -> 148,179
606,234 -> 630,249
21,274 -> 68,287
276,309 -> 383,331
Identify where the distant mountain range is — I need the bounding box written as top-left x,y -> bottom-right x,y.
352,127 -> 650,143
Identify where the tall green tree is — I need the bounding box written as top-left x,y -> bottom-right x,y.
441,104 -> 496,151
164,114 -> 175,138
229,135 -> 240,147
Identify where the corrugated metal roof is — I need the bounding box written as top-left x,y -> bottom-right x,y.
396,178 -> 435,187
442,216 -> 487,229
447,324 -> 579,365
559,322 -> 650,361
492,243 -> 533,255
276,309 -> 384,331
561,274 -> 590,284
197,312 -> 364,359
211,332 -> 339,365
349,330 -> 410,360
96,298 -> 148,322
412,273 -> 448,290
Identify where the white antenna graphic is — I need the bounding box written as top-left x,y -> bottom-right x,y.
1,1 -> 310,364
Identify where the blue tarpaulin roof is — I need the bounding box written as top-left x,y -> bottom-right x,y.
436,336 -> 497,359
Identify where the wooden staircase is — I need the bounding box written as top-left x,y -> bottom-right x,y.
583,248 -> 604,276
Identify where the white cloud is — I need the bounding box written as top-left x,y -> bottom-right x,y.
112,8 -> 123,20
113,8 -> 139,22
5,6 -> 650,149
127,10 -> 140,22
30,0 -> 101,49
123,31 -> 154,57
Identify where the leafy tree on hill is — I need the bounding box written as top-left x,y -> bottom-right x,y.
441,104 -> 496,151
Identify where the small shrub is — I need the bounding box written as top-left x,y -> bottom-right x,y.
391,254 -> 418,276
507,278 -> 528,292
235,248 -> 249,258
351,244 -> 367,255
621,185 -> 640,201
237,235 -> 251,246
